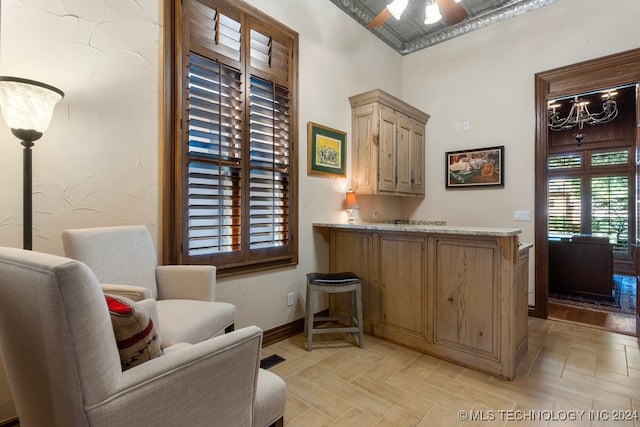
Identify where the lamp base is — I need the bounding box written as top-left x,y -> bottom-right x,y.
346,209 -> 357,223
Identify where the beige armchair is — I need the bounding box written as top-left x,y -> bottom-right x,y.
62,225 -> 236,346
0,247 -> 285,427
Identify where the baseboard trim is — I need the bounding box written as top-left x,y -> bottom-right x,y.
262,309 -> 329,347
0,417 -> 19,427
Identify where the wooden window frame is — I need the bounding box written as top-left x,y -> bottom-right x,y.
162,0 -> 299,276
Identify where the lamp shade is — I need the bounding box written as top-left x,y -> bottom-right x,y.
0,77 -> 64,134
345,190 -> 358,210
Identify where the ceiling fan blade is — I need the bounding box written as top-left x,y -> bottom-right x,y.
367,7 -> 392,28
436,0 -> 468,25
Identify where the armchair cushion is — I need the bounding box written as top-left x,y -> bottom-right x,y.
155,265 -> 216,301
157,299 -> 236,345
106,294 -> 163,370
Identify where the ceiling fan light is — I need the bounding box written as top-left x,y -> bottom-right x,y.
387,0 -> 409,20
454,0 -> 462,3
424,2 -> 442,24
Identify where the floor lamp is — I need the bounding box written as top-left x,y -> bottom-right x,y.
0,77 -> 64,250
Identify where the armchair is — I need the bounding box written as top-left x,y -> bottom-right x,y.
0,247 -> 285,427
62,225 -> 236,346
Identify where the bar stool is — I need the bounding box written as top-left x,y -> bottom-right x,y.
304,271 -> 364,351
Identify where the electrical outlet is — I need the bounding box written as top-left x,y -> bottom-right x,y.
287,292 -> 295,306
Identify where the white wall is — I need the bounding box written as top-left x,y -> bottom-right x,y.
401,0 -> 640,305
1,0 -> 639,421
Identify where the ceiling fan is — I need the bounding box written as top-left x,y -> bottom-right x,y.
367,0 -> 468,28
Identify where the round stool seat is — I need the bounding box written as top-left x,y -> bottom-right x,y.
307,272 -> 361,286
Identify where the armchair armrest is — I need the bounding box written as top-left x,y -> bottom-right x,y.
155,265 -> 216,301
101,283 -> 152,301
87,326 -> 262,426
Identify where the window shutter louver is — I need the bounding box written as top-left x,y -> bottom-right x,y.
548,153 -> 581,170
249,76 -> 290,249
548,178 -> 582,235
591,175 -> 629,255
187,55 -> 243,256
189,1 -> 241,63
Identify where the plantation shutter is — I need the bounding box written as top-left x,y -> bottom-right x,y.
178,0 -> 298,272
548,178 -> 582,235
591,175 -> 629,255
249,76 -> 290,249
187,55 -> 243,256
248,26 -> 292,250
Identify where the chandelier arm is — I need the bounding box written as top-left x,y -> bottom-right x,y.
547,95 -> 618,131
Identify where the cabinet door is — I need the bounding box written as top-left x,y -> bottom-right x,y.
433,238 -> 500,361
378,106 -> 397,193
352,104 -> 377,194
330,231 -> 373,329
410,120 -> 425,195
377,235 -> 427,340
396,115 -> 413,193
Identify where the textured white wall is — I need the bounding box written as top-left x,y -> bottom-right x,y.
0,0 -> 162,250
0,0 -> 163,420
400,0 -> 640,305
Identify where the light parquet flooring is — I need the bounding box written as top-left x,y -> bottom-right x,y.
262,318 -> 640,427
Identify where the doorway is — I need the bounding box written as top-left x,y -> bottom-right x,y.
534,48 -> 640,327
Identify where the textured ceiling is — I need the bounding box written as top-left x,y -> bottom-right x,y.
329,0 -> 559,55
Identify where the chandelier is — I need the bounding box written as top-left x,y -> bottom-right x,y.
547,91 -> 618,132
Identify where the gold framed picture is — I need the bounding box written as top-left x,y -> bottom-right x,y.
307,121 -> 346,177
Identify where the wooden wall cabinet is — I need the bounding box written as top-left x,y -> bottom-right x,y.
320,225 -> 529,380
349,89 -> 429,197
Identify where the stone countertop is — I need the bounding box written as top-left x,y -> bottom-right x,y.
313,222 -> 522,237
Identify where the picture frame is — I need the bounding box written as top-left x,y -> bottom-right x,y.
307,121 -> 346,177
445,145 -> 504,189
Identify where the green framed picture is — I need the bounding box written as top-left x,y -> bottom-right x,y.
307,121 -> 346,177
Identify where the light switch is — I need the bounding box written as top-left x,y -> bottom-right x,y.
514,210 -> 531,222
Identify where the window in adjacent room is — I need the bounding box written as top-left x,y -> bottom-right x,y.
548,148 -> 633,257
165,0 -> 299,275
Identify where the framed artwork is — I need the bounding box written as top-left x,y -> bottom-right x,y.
446,145 -> 504,189
307,121 -> 346,177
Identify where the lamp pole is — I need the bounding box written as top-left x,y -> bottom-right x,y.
12,128 -> 42,250
22,140 -> 34,250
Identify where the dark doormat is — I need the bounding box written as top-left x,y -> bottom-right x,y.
260,354 -> 285,369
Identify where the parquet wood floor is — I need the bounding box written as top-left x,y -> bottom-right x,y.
262,318 -> 640,426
